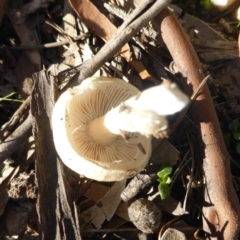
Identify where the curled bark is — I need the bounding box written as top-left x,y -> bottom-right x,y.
154,8 -> 240,239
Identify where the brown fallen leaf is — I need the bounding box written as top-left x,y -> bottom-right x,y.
81,180 -> 126,229
84,181 -> 130,222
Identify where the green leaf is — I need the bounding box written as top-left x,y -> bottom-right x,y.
234,133 -> 240,140
0,92 -> 23,103
165,176 -> 172,184
158,183 -> 171,200
237,143 -> 240,155
157,165 -> 172,179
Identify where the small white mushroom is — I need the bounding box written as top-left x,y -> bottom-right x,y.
237,7 -> 240,20
210,0 -> 234,7
210,0 -> 240,20
52,77 -> 189,181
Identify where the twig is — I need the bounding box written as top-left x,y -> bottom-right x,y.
0,113 -> 32,164
182,134 -> 195,214
104,3 -> 159,46
82,228 -> 139,233
115,0 -> 154,33
159,216 -> 181,238
58,0 -> 171,85
170,150 -> 191,188
45,19 -> 74,45
7,33 -> 89,50
0,96 -> 31,143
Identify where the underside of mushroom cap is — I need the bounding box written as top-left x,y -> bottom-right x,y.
52,77 -> 152,181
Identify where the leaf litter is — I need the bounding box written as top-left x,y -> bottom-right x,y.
0,0 -> 240,239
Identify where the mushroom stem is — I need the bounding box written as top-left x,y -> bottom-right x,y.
88,115 -> 118,145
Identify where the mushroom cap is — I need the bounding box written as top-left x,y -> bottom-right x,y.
52,77 -> 152,181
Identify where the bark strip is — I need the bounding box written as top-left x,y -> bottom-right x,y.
31,70 -> 81,239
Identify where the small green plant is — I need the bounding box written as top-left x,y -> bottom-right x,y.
0,92 -> 23,103
157,165 -> 173,200
229,119 -> 240,154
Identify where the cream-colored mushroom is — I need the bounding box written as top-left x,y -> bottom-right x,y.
210,0 -> 240,20
210,0 -> 234,7
52,77 -> 189,181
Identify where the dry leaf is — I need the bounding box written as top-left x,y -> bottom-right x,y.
84,182 -> 109,202
102,214 -> 127,229
160,227 -> 187,240
81,180 -> 126,229
115,201 -> 130,221
84,182 -> 130,222
151,139 -> 179,166
149,192 -> 186,216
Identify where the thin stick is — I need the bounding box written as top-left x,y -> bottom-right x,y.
82,228 -> 139,233
7,33 -> 89,50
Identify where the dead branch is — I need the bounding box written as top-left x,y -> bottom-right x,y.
31,70 -> 81,239
0,113 -> 32,164
155,8 -> 240,239
0,96 -> 30,143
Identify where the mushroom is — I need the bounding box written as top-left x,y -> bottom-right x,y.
208,0 -> 240,21
210,0 -> 232,7
52,77 -> 189,181
210,0 -> 240,18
